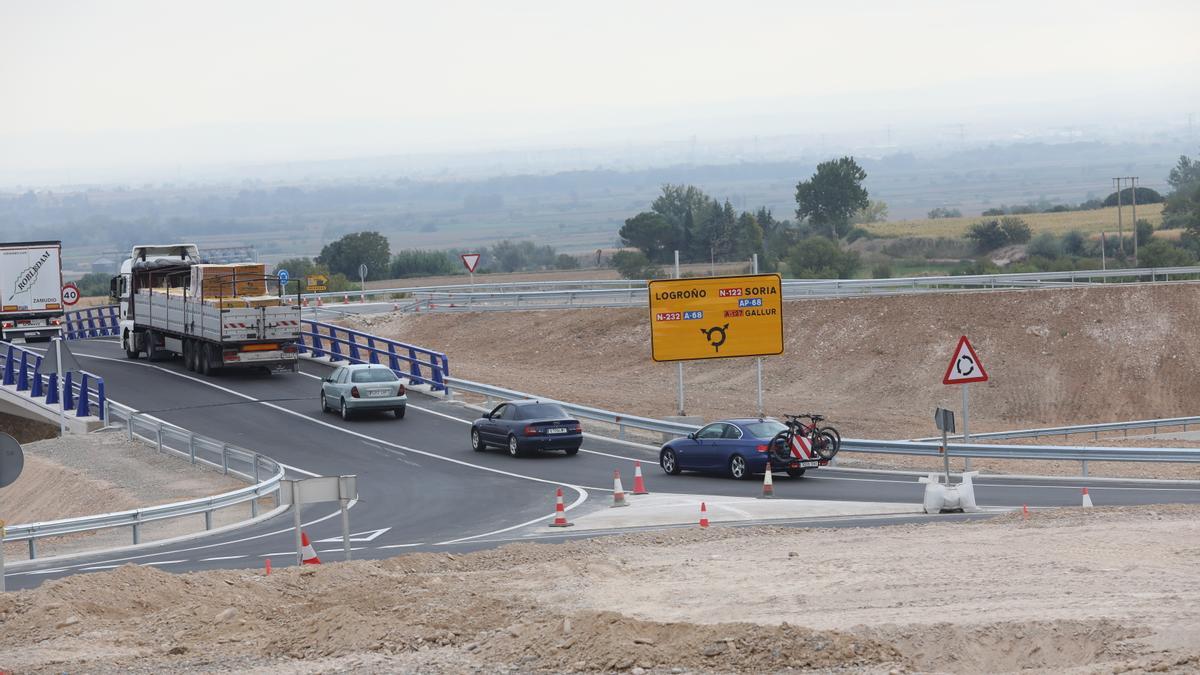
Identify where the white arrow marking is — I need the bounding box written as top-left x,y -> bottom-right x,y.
316,527 -> 391,543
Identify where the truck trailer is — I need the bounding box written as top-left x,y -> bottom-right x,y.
112,244 -> 301,373
0,240 -> 65,342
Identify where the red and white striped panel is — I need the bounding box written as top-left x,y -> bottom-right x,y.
789,434 -> 813,460
224,323 -> 249,329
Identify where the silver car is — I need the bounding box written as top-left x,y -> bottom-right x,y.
320,364 -> 408,420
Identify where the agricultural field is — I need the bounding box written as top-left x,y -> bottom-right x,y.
864,203 -> 1164,239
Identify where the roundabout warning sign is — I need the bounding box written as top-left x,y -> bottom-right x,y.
943,335 -> 989,384
648,273 -> 783,362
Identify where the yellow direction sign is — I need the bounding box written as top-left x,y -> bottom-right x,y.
648,273 -> 783,362
306,274 -> 329,292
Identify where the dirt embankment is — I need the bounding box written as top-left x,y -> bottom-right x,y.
347,283 -> 1200,440
1,506 -> 1196,673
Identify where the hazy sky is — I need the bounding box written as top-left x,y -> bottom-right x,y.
2,0 -> 1198,181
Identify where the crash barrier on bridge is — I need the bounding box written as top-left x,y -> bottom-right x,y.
0,341 -> 106,421
299,319 -> 450,393
443,375 -> 1200,477
1,400 -> 285,561
63,305 -> 120,340
295,265 -> 1200,310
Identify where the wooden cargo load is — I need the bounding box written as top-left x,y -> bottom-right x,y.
189,263 -> 268,298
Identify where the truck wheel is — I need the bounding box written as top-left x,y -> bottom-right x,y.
183,340 -> 194,371
198,346 -> 211,376
124,332 -> 139,359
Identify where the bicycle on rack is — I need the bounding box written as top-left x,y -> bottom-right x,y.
769,414 -> 841,476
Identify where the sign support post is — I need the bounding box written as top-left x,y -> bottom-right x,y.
674,250 -> 685,416
55,338 -> 66,437
752,253 -> 763,417
291,480 -> 303,566
942,336 -> 988,475
460,254 -> 481,292
962,383 -> 971,471
340,497 -> 352,561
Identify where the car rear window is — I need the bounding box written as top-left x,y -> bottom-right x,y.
744,420 -> 788,439
351,368 -> 399,383
517,404 -> 568,420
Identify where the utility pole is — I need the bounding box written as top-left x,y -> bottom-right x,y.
1130,176 -> 1139,268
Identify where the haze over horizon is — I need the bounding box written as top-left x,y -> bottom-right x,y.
3,0 -> 1199,186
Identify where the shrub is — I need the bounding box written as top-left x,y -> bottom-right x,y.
1026,232 -> 1061,259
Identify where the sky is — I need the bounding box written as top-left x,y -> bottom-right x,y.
2,0 -> 1198,183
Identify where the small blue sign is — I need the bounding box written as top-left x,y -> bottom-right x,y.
683,310 -> 704,320
738,297 -> 762,307
277,269 -> 290,286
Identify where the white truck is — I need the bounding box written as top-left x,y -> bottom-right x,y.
0,240 -> 65,342
112,244 -> 301,374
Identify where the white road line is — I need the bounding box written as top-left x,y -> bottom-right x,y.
259,552 -> 294,558
140,559 -> 187,566
279,462 -> 321,477
376,543 -> 425,549
199,555 -> 246,562
79,564 -> 123,571
316,546 -> 366,553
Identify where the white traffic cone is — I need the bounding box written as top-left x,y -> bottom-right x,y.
758,464 -> 775,499
1081,487 -> 1093,508
611,470 -> 629,507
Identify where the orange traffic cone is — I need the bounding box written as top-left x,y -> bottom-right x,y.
265,559 -> 272,575
301,532 -> 321,565
631,461 -> 649,495
550,487 -> 573,527
342,294 -> 349,304
758,465 -> 775,499
1081,487 -> 1093,508
1022,504 -> 1029,520
611,470 -> 629,507
316,296 -> 323,307
699,502 -> 709,528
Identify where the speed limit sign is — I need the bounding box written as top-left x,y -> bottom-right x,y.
62,283 -> 80,306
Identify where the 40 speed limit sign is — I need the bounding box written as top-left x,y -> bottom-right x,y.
647,273 -> 783,362
61,282 -> 80,306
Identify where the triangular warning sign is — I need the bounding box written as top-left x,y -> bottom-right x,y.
460,253 -> 480,273
942,335 -> 989,385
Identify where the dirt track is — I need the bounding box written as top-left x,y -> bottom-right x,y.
1,506 -> 1196,673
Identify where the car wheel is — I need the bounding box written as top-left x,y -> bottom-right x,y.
507,434 -> 522,457
320,391 -> 329,413
471,428 -> 487,452
728,454 -> 751,480
786,467 -> 806,478
564,447 -> 579,456
341,398 -> 351,421
660,448 -> 681,475
394,406 -> 406,419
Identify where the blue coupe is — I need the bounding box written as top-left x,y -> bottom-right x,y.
659,418 -> 823,480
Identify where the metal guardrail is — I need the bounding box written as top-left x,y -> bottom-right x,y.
294,265 -> 1200,310
300,319 -> 450,392
913,416 -> 1200,443
2,400 -> 285,560
0,341 -> 105,420
439,375 -> 1200,475
63,305 -> 120,340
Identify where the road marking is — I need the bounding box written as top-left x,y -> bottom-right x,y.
279,462 -> 321,478
199,555 -> 246,562
376,542 -> 425,549
79,564 -> 123,571
316,546 -> 366,553
259,552 -> 294,558
316,527 -> 390,543
140,559 -> 187,566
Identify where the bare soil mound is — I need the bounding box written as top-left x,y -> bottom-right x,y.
1,506 -> 1196,673
346,282 -> 1200,440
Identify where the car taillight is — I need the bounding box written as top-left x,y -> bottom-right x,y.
223,350 -> 238,362
350,386 -> 360,398
756,444 -> 770,453
570,423 -> 582,433
282,344 -> 298,353
397,384 -> 406,396
2,322 -> 12,329
523,425 -> 538,436
50,318 -> 62,326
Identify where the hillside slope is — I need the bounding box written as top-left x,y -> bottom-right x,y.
347,283 -> 1200,439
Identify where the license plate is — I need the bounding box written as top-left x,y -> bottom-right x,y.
367,389 -> 391,398
547,427 -> 567,434
799,460 -> 819,468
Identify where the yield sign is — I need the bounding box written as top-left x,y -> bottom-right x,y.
315,527 -> 390,543
460,253 -> 480,273
942,335 -> 988,385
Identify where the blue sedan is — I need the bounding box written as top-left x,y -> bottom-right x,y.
659,418 -> 823,480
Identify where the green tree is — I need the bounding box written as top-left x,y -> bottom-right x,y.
794,157 -> 870,240
619,211 -> 674,263
390,250 -> 458,278
72,272 -> 112,297
1061,230 -> 1087,256
852,199 -> 889,224
316,231 -> 391,281
610,250 -> 661,279
1027,232 -> 1061,259
999,217 -> 1032,244
554,253 -> 580,270
786,236 -> 861,279
965,219 -> 1007,251
1138,239 -> 1196,267
927,207 -> 962,219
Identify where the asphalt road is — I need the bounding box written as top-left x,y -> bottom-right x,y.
6,338 -> 1198,590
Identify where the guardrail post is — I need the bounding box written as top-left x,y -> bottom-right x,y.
367,337 -> 378,364
30,362 -> 43,397
348,334 -> 361,362
329,330 -> 343,361
431,362 -> 446,392
1081,460 -> 1088,476
28,539 -> 36,560
16,352 -> 28,391
75,374 -> 91,417
205,510 -> 213,530
388,343 -> 400,371
188,432 -> 197,463
96,379 -> 106,422
63,372 -> 74,409
127,412 -> 135,441
132,517 -> 140,545
156,424 -> 163,453
408,347 -> 421,382
221,444 -> 229,474
2,344 -> 14,386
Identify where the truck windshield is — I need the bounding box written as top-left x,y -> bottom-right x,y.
351,369 -> 399,383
